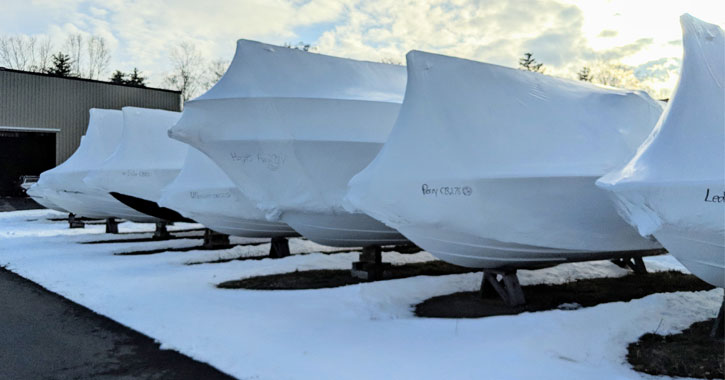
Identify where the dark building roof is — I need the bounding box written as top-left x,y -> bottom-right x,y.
0,67 -> 181,94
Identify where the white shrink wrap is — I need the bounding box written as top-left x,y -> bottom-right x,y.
597,14 -> 725,287
158,147 -> 297,237
346,50 -> 665,269
33,109 -> 156,221
26,182 -> 67,213
84,107 -> 186,222
170,40 -> 409,247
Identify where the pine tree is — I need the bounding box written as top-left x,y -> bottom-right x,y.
578,66 -> 592,82
45,52 -> 73,77
126,68 -> 146,87
519,53 -> 544,73
110,70 -> 126,84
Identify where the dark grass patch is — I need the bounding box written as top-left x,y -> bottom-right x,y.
115,242 -> 266,256
218,260 -> 478,290
415,271 -> 714,318
192,244 -> 422,265
47,217 -> 102,222
189,248 -> 358,265
81,229 -> 206,244
628,319 -> 724,379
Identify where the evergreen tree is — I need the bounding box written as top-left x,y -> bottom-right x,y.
45,52 -> 73,77
578,66 -> 592,82
519,52 -> 544,73
110,70 -> 126,84
126,68 -> 146,87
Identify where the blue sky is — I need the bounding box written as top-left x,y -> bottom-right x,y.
1,0 -> 723,98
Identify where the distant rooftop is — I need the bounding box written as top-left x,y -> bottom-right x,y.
0,67 -> 181,95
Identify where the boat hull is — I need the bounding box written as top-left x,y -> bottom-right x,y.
281,211 -> 407,247
596,15 -> 724,288
159,186 -> 297,238
26,184 -> 67,213
110,192 -> 192,223
43,169 -> 159,222
171,98 -> 405,246
354,176 -> 661,268
85,167 -> 181,206
600,182 -> 724,287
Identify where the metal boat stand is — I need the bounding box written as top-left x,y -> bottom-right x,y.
269,237 -> 291,258
351,245 -> 392,281
105,218 -> 119,234
711,296 -> 724,339
68,213 -> 85,229
480,269 -> 526,307
202,229 -> 229,249
611,256 -> 647,274
153,222 -> 171,240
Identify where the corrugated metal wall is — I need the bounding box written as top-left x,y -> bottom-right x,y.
0,69 -> 182,164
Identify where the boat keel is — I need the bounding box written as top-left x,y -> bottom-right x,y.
203,229 -> 229,249
711,296 -> 724,339
611,256 -> 648,274
105,218 -> 119,234
153,222 -> 171,240
269,237 -> 290,258
480,269 -> 526,307
68,213 -> 85,229
351,245 -> 392,281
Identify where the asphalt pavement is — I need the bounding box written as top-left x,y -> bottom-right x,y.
0,267 -> 235,379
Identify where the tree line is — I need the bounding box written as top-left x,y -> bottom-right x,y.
0,32 -> 661,100
518,52 -> 660,97
0,33 -> 148,87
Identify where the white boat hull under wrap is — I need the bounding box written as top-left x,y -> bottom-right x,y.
34,109 -> 157,221
597,15 -> 725,287
346,50 -> 665,268
170,40 -> 408,247
158,147 -> 297,238
26,183 -> 67,213
84,107 -> 185,221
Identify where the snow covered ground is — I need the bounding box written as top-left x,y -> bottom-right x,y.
0,209 -> 721,380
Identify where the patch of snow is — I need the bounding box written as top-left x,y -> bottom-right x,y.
0,209 -> 720,380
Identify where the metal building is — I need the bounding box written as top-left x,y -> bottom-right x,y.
0,68 -> 182,196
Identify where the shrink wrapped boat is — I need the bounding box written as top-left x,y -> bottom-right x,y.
346,50 -> 664,269
32,109 -> 156,221
597,14 -> 724,287
84,107 -> 187,222
158,147 -> 297,237
170,40 -> 408,247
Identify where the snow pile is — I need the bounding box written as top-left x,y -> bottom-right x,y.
0,209 -> 721,380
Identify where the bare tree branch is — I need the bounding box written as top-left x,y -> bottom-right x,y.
164,42 -> 204,101
0,35 -> 39,70
34,36 -> 53,72
203,58 -> 229,90
86,36 -> 110,79
65,34 -> 83,76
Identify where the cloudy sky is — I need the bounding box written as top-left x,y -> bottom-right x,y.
1,0 -> 723,98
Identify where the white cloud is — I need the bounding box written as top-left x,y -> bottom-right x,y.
0,0 -> 723,94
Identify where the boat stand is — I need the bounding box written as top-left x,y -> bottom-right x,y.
480,269 -> 526,307
68,213 -> 85,229
711,296 -> 724,339
269,237 -> 291,258
153,222 -> 171,240
351,245 -> 392,281
203,229 -> 229,249
611,256 -> 647,274
105,218 -> 119,234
